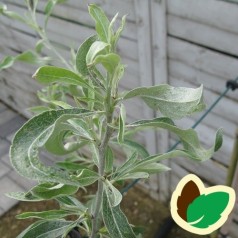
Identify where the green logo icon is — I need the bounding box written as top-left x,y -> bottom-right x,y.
170,174 -> 236,235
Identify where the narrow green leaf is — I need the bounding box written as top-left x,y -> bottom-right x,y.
104,180 -> 122,207
132,162 -> 171,174
105,146 -> 114,173
1,4 -> 27,23
0,51 -> 48,71
16,219 -> 73,238
0,56 -> 15,71
57,196 -> 87,212
16,50 -> 48,65
76,35 -> 97,76
33,66 -> 92,90
16,210 -> 73,220
10,108 -> 94,184
118,172 -> 149,180
123,84 -> 205,119
89,143 -> 100,166
88,4 -> 110,42
128,118 -> 223,161
113,139 -> 150,159
44,0 -> 67,26
28,106 -> 49,115
73,169 -> 99,186
112,15 -> 126,48
31,183 -> 79,199
6,191 -> 44,202
187,192 -> 230,228
108,12 -> 119,43
86,41 -> 110,67
117,104 -> 126,143
35,39 -> 45,54
102,190 -> 136,238
50,100 -> 72,109
114,152 -> 138,180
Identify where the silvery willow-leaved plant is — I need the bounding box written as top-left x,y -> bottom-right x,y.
3,3 -> 222,238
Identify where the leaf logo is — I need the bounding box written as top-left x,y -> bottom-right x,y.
170,174 -> 236,235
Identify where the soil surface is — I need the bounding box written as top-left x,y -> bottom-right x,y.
0,186 -> 209,238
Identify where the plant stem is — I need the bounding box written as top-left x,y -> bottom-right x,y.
90,89 -> 113,238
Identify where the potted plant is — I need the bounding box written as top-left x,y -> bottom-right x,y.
0,2 -> 222,237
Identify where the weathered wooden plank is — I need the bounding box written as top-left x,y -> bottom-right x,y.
167,0 -> 238,35
169,59 -> 238,102
150,0 -> 169,202
134,0 -> 158,197
168,14 -> 238,56
168,37 -> 238,80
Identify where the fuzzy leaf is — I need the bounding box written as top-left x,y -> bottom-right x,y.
0,56 -> 14,70
105,146 -> 114,173
56,196 -> 87,212
104,180 -> 122,207
93,53 -> 120,74
88,4 -> 110,42
117,104 -> 126,143
76,35 -> 97,76
112,15 -> 126,49
86,41 -> 110,67
10,108 -> 94,185
0,51 -> 48,72
117,172 -> 149,180
16,219 -> 73,238
123,84 -> 205,119
132,162 -> 170,174
73,169 -> 99,186
187,192 -> 230,228
16,210 -> 73,220
0,4 -> 27,23
33,66 -> 92,90
114,152 -> 138,180
6,192 -> 44,202
31,183 -> 78,199
102,190 -> 136,238
128,118 -> 223,161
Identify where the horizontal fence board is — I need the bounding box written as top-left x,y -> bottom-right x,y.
168,14 -> 238,56
167,0 -> 238,35
168,37 -> 238,80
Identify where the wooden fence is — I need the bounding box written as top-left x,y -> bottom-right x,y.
0,0 -> 238,236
